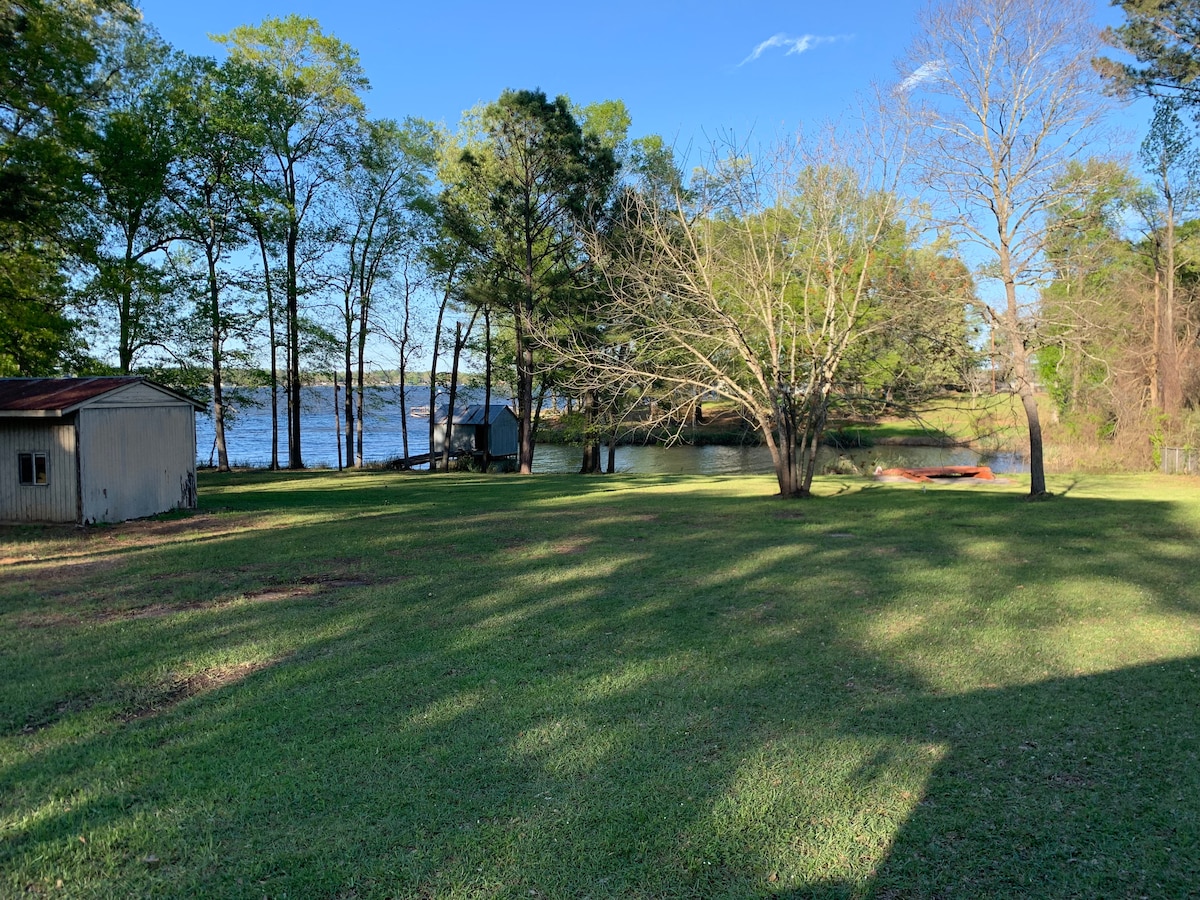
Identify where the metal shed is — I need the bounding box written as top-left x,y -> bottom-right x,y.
432,404 -> 519,460
0,377 -> 204,524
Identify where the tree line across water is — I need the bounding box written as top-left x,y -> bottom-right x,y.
2,0 -> 1198,497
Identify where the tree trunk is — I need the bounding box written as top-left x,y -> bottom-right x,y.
997,235 -> 1048,496
343,313 -> 354,469
531,378 -> 548,465
427,255 -> 460,472
334,373 -> 343,471
998,304 -> 1048,496
1151,265 -> 1161,407
253,230 -> 280,471
579,388 -> 602,474
208,255 -> 230,472
399,364 -> 410,462
770,386 -> 802,497
356,303 -> 368,468
428,296 -> 448,473
482,308 -> 492,470
760,413 -> 795,498
515,302 -> 535,474
1160,206 -> 1183,416
442,320 -> 464,472
118,252 -> 134,374
1017,378 -> 1046,490
799,392 -> 831,497
286,216 -> 302,469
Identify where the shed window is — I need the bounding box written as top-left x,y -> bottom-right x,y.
18,452 -> 49,486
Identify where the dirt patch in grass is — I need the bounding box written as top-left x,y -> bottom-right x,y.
16,659 -> 278,734
725,601 -> 778,622
17,694 -> 100,735
94,511 -> 276,549
243,585 -> 321,604
11,570 -> 374,629
0,512 -> 265,563
98,599 -> 224,622
2,555 -> 124,589
294,570 -> 373,588
109,572 -> 374,616
552,539 -> 590,555
122,660 -> 275,722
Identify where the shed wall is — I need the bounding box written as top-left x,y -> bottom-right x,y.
78,405 -> 197,524
0,420 -> 79,523
431,412 -> 519,456
486,413 -> 519,457
432,422 -> 475,455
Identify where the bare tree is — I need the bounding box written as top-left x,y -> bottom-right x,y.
899,0 -> 1110,496
565,121 -> 915,499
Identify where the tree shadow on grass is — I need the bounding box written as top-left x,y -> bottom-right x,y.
2,475 -> 1199,897
788,656 -> 1200,898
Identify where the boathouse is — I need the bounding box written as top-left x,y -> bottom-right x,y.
432,404 -> 519,460
0,377 -> 204,524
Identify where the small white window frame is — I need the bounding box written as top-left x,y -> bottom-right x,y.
18,452 -> 49,486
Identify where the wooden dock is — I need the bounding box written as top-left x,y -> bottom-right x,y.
387,450 -> 467,470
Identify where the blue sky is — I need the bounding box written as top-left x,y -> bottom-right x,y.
135,0 -> 1149,154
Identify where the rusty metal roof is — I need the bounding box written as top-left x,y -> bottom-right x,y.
0,377 -> 204,415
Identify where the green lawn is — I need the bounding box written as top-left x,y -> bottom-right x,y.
2,470 -> 1199,898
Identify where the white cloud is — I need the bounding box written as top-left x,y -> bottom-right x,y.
738,33 -> 843,67
899,60 -> 948,92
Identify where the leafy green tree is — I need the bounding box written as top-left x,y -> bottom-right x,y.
1036,155 -> 1200,464
240,175 -> 288,468
328,117 -> 438,467
1100,0 -> 1200,102
1038,160 -> 1142,424
441,89 -> 619,473
847,240 -> 978,409
0,250 -> 75,374
0,0 -> 138,373
216,15 -> 368,468
85,30 -> 178,373
1138,97 -> 1200,415
163,54 -> 275,470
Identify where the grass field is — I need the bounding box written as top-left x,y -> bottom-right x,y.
3,470 -> 1199,898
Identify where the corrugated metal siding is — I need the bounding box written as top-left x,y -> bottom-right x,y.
78,406 -> 196,524
0,420 -> 78,523
431,409 -> 520,457
432,422 -> 476,454
488,412 -> 519,457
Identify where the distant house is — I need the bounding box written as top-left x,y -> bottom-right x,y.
0,377 -> 204,525
432,404 -> 519,460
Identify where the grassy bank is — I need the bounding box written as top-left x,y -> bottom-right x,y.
3,470 -> 1199,897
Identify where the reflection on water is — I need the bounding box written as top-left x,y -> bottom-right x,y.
197,386 -> 1028,475
530,443 -> 1028,476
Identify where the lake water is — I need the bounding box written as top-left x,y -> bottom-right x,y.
197,385 -> 1028,475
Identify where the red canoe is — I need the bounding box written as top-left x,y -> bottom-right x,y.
876,465 -> 996,482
